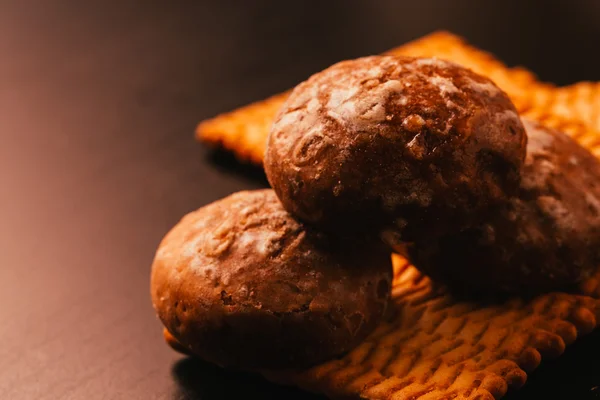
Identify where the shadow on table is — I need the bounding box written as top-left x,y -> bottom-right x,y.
504,328 -> 600,400
206,148 -> 270,187
171,356 -> 325,400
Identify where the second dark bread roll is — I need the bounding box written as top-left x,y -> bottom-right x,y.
264,55 -> 527,243
150,189 -> 392,369
406,119 -> 600,294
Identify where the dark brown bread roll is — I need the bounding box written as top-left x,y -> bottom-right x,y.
406,119 -> 600,294
264,55 -> 527,244
150,189 -> 392,369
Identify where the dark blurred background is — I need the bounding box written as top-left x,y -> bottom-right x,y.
1,1 -> 600,399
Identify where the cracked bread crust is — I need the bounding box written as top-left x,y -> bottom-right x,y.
407,119 -> 600,293
264,55 -> 527,243
150,189 -> 392,369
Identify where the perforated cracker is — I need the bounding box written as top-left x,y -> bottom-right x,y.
195,31 -> 546,165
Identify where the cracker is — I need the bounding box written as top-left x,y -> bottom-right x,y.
524,82 -> 600,134
195,31 -> 545,165
197,92 -> 289,164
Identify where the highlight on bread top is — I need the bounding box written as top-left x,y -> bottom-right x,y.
151,49 -> 600,391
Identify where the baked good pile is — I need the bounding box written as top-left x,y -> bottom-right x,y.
150,47 -> 600,396
151,189 -> 391,368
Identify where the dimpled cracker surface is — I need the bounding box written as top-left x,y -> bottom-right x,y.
195,31 -> 545,164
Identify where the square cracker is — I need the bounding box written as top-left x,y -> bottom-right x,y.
195,31 -> 548,165
186,32 -> 600,399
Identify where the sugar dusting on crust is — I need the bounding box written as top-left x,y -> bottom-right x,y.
271,81 -> 326,159
524,120 -> 556,154
235,229 -> 284,256
488,109 -> 522,142
326,79 -> 405,130
521,121 -> 558,190
156,191 -> 298,282
363,103 -> 386,122
413,57 -> 460,68
518,119 -> 600,245
496,109 -> 520,123
536,195 -> 574,231
266,55 -> 527,241
414,58 -> 443,67
569,156 -> 579,166
404,58 -> 468,116
464,77 -> 502,97
272,56 -> 478,148
429,75 -> 459,95
521,159 -> 556,190
586,191 -> 600,216
523,122 -> 600,227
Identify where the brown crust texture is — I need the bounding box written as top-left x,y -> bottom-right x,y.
150,189 -> 392,369
406,119 -> 600,294
264,55 -> 527,242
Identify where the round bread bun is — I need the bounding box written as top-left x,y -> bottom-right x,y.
150,189 -> 392,369
264,55 -> 527,244
406,119 -> 600,294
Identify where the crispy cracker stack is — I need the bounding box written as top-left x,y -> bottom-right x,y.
192,31 -> 600,399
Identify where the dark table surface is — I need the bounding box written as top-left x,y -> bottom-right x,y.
2,1 -> 600,399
